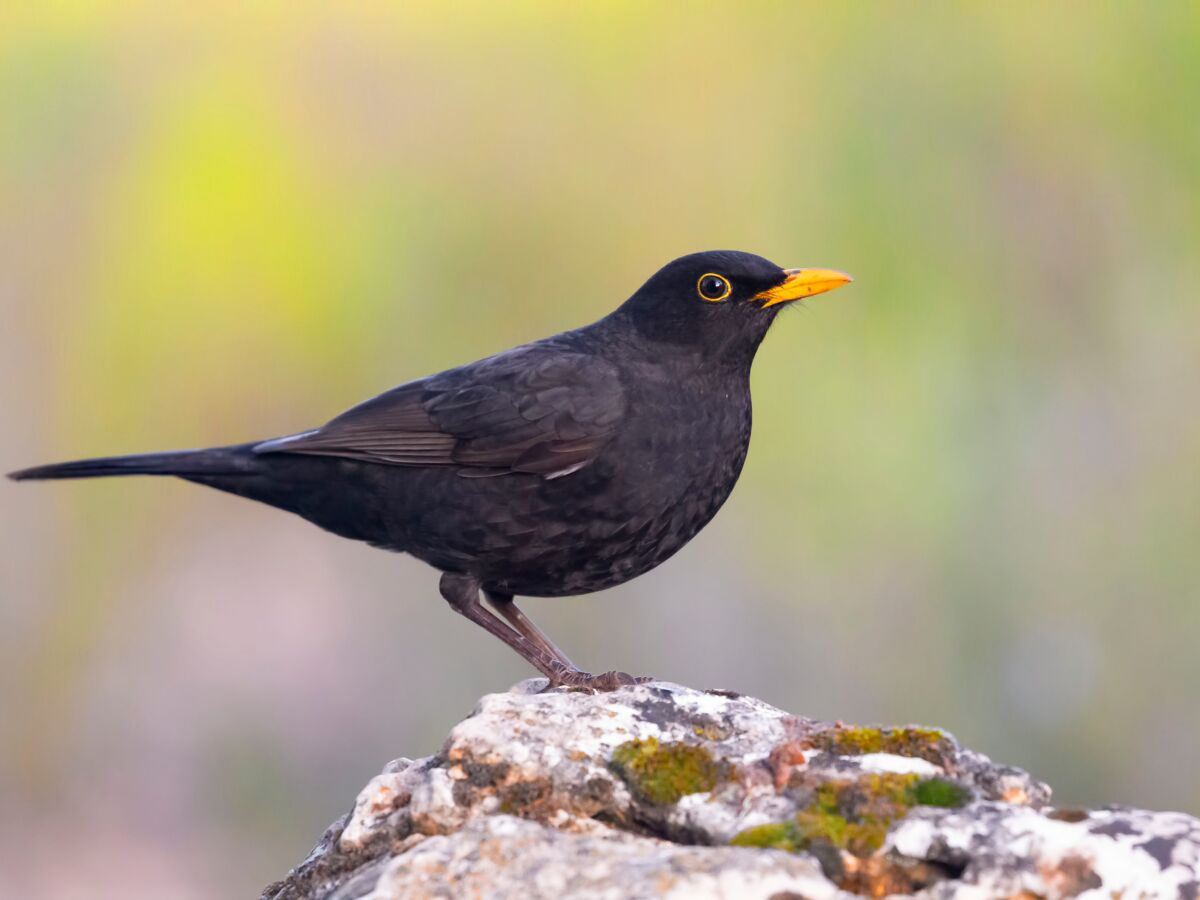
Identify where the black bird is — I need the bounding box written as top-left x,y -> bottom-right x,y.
10,251 -> 852,690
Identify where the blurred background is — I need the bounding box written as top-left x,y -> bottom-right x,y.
2,3 -> 1199,897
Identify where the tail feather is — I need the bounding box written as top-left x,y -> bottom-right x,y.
8,445 -> 258,482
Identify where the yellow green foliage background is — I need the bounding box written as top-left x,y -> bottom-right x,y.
2,4 -> 1198,896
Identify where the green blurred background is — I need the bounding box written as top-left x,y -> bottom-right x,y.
2,3 -> 1199,896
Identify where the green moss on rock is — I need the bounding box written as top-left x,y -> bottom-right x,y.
813,725 -> 952,765
610,737 -> 723,806
732,773 -> 971,858
730,821 -> 805,852
799,774 -> 916,855
911,776 -> 971,808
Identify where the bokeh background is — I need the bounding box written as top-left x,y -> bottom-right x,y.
3,4 -> 1199,897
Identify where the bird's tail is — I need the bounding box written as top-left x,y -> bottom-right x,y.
8,444 -> 259,482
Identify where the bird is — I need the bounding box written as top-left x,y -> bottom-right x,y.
10,251 -> 852,690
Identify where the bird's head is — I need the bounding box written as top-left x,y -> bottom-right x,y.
616,250 -> 852,365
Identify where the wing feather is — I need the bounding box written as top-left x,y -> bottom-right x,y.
254,346 -> 626,479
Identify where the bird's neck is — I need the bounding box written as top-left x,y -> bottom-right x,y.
587,309 -> 762,379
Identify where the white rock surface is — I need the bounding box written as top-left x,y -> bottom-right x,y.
262,680 -> 1200,900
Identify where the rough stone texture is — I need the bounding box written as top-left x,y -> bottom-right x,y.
262,680 -> 1200,900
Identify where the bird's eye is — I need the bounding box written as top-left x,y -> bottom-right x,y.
697,273 -> 731,302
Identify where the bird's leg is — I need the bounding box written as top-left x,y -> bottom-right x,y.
440,574 -> 651,691
440,573 -> 565,681
551,668 -> 653,691
480,591 -> 651,690
483,590 -> 579,672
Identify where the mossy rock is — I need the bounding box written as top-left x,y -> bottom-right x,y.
732,773 -> 971,858
911,776 -> 971,808
730,821 -> 806,853
812,725 -> 953,766
610,737 -> 724,806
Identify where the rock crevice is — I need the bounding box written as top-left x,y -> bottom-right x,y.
262,680 -> 1200,899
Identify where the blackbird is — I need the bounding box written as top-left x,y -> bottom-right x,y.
10,251 -> 852,690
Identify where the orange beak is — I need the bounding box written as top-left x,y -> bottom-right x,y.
752,268 -> 854,308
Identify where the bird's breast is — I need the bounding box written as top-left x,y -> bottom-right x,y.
610,384 -> 752,529
497,377 -> 753,594
392,372 -> 754,597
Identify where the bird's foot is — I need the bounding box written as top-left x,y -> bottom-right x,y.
546,667 -> 653,692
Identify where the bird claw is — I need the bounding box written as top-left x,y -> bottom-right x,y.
546,668 -> 653,692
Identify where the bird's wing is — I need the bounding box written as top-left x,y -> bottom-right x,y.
254,347 -> 627,479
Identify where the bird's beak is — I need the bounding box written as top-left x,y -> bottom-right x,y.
753,268 -> 854,308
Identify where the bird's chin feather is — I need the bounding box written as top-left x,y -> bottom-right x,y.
773,299 -> 811,315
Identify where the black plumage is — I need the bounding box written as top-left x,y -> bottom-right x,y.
10,250 -> 852,689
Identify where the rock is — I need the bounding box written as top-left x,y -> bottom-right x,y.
261,680 -> 1200,900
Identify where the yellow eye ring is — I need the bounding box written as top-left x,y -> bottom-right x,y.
697,273 -> 731,302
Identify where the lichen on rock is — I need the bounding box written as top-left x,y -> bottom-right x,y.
810,725 -> 954,767
609,736 -> 725,805
262,680 -> 1200,900
732,772 -> 972,860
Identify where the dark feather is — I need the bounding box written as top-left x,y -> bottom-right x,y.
254,346 -> 627,479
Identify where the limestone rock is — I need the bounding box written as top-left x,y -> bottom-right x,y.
262,680 -> 1200,899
